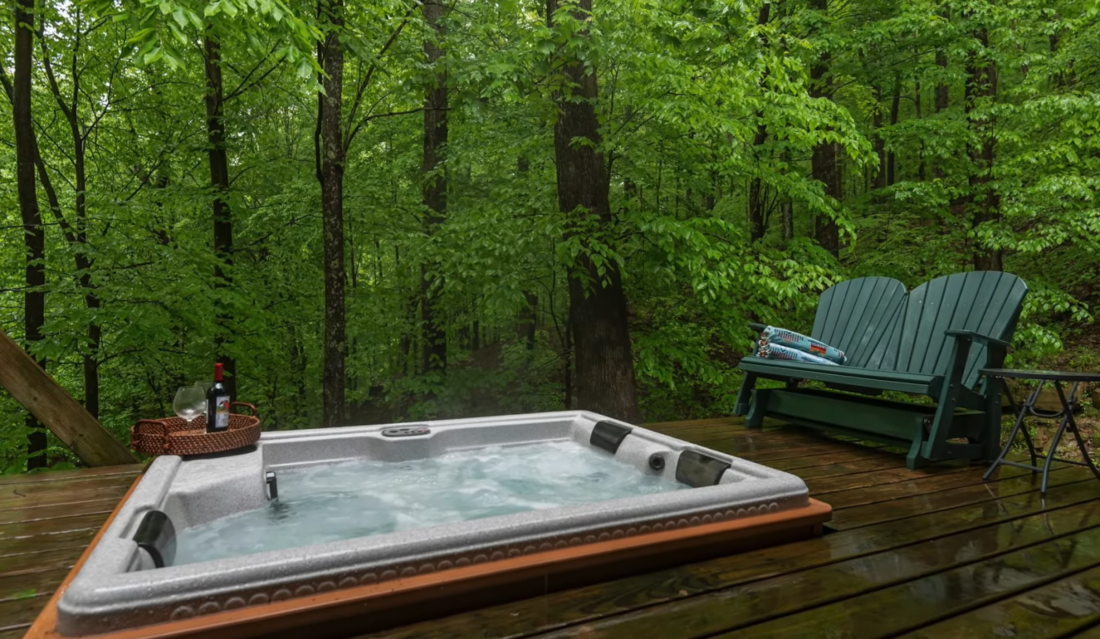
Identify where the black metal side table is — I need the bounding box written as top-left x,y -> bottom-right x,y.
981,368 -> 1100,495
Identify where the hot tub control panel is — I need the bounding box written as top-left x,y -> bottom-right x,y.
381,426 -> 431,438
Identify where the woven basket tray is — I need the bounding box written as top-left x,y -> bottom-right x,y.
130,403 -> 261,456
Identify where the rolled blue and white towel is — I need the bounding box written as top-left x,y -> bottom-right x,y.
756,326 -> 846,366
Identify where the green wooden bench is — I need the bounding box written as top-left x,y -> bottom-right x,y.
734,272 -> 1028,469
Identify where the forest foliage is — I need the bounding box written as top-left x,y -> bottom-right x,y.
1,0 -> 1099,472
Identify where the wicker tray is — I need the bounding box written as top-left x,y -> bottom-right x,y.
130,403 -> 261,456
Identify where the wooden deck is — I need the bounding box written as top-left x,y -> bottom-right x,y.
4,417 -> 1100,638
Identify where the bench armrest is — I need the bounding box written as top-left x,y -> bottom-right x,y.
944,329 -> 1011,349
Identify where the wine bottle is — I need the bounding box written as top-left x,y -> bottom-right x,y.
206,363 -> 231,433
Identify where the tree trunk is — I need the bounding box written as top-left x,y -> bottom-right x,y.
748,177 -> 766,241
204,31 -> 237,397
935,50 -> 949,113
701,171 -> 715,211
12,0 -> 47,469
39,26 -> 102,418
1050,16 -> 1074,89
746,4 -> 771,242
887,74 -> 901,186
915,80 -> 925,182
420,0 -> 447,376
316,0 -> 347,427
965,27 -> 1001,271
519,291 -> 537,351
548,0 -> 640,422
871,82 -> 886,190
517,156 -> 537,351
780,147 -> 794,243
809,0 -> 840,257
933,41 -> 949,181
780,198 -> 793,243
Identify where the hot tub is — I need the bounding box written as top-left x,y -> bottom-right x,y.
44,411 -> 829,638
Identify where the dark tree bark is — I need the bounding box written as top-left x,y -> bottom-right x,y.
747,3 -> 771,242
933,14 -> 950,182
935,50 -> 949,114
1049,17 -> 1074,88
517,156 -> 537,352
871,81 -> 886,190
915,80 -> 925,182
965,27 -> 1001,271
204,30 -> 237,397
420,0 -> 447,375
701,171 -> 715,211
887,74 -> 901,186
316,0 -> 347,426
39,22 -> 103,418
780,198 -> 793,242
809,0 -> 840,257
547,0 -> 640,422
11,0 -> 47,468
519,291 -> 537,351
779,146 -> 794,243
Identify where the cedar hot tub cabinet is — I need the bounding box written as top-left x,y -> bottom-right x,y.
33,411 -> 830,639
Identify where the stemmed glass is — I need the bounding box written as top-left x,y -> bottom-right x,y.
173,385 -> 206,427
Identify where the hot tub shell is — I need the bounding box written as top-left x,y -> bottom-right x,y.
36,411 -> 830,638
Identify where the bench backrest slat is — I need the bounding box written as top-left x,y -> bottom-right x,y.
895,271 -> 1027,387
808,272 -> 1027,387
811,277 -> 907,367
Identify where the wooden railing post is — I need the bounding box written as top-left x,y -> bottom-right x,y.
0,328 -> 135,467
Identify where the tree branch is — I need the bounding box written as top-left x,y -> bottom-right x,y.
343,2 -> 418,151
346,106 -> 424,147
225,42 -> 282,102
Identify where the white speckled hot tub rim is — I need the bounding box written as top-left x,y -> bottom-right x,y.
57,411 -> 811,636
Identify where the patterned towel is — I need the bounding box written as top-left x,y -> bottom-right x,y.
757,326 -> 847,365
757,343 -> 840,366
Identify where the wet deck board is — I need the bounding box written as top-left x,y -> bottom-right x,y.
2,418 -> 1100,637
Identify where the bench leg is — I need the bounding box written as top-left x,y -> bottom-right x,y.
906,434 -> 927,470
981,377 -> 1005,462
745,389 -> 769,429
734,373 -> 757,416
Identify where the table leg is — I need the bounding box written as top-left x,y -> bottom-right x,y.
1010,385 -> 1040,468
1055,383 -> 1100,486
984,383 -> 1031,481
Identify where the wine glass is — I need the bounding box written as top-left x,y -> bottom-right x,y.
173,386 -> 206,426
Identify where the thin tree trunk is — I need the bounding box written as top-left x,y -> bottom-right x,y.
317,0 -> 347,427
966,27 -> 1001,271
547,0 -> 639,421
935,50 -> 949,113
701,170 -> 716,211
780,198 -> 793,242
809,0 -> 840,257
887,74 -> 901,186
1050,16 -> 1074,88
204,30 -> 236,397
11,0 -> 47,468
871,82 -> 886,190
39,24 -> 102,418
420,0 -> 447,376
915,79 -> 925,182
780,146 -> 794,243
746,2 -> 771,242
563,318 -> 573,410
517,156 -> 537,351
933,34 -> 949,181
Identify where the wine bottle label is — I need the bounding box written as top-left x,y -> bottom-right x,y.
214,396 -> 230,430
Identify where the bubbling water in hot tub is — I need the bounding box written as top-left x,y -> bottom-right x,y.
172,440 -> 686,565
